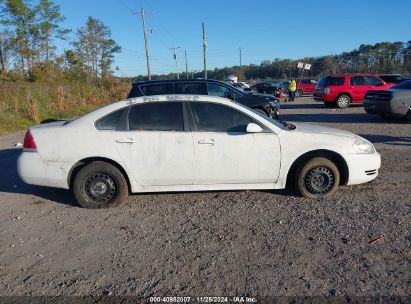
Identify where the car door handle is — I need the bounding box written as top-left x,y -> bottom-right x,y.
115,138 -> 135,144
198,139 -> 215,145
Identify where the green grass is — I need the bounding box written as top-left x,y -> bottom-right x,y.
0,81 -> 131,135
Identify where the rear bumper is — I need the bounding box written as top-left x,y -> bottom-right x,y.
314,93 -> 335,102
17,151 -> 70,189
345,152 -> 381,185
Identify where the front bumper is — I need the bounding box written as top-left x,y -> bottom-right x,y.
266,106 -> 280,120
18,151 -> 70,189
364,99 -> 392,115
345,152 -> 381,185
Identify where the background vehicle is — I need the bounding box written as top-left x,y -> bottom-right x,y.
378,74 -> 409,84
295,78 -> 318,97
18,95 -> 381,208
364,80 -> 411,121
250,82 -> 279,95
314,74 -> 394,108
129,79 -> 280,119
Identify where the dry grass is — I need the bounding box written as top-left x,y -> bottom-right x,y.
0,81 -> 131,134
56,86 -> 65,113
27,94 -> 41,124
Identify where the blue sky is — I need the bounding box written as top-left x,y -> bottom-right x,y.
49,0 -> 411,76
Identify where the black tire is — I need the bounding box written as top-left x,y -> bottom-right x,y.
295,157 -> 340,199
336,94 -> 351,109
324,102 -> 335,108
73,161 -> 129,208
296,89 -> 303,97
405,110 -> 411,122
254,108 -> 268,116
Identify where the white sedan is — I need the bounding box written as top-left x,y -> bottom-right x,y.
18,95 -> 381,208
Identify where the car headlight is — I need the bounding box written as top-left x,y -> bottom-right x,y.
353,137 -> 375,154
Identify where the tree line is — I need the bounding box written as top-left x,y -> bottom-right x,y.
134,40 -> 411,82
0,0 -> 121,82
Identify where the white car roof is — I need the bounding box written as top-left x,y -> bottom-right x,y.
68,94 -> 284,133
69,95 -> 242,125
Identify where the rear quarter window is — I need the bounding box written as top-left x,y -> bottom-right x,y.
95,108 -> 126,130
327,77 -> 345,86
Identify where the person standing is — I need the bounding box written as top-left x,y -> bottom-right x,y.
288,77 -> 297,102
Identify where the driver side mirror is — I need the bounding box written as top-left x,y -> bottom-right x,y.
246,123 -> 263,133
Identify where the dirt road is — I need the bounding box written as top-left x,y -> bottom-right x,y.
0,97 -> 410,302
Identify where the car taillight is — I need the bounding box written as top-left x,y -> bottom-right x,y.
23,130 -> 37,151
324,87 -> 331,94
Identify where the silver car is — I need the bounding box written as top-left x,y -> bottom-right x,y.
364,80 -> 411,121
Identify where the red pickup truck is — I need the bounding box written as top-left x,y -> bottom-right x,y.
314,74 -> 394,108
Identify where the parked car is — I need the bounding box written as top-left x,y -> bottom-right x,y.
314,74 -> 394,108
364,80 -> 411,121
18,95 -> 381,208
129,79 -> 280,119
236,82 -> 250,89
378,74 -> 409,84
250,82 -> 279,95
295,78 -> 318,97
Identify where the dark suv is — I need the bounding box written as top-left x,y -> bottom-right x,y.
128,79 -> 280,119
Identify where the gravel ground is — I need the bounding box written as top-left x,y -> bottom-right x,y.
0,97 -> 410,303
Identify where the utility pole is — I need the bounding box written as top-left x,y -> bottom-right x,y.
202,22 -> 207,79
140,8 -> 151,80
185,50 -> 189,79
0,33 -> 4,75
239,47 -> 242,66
169,47 -> 180,79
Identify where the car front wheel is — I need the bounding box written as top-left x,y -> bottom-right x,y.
296,157 -> 340,198
73,161 -> 129,208
296,89 -> 303,97
336,94 -> 351,109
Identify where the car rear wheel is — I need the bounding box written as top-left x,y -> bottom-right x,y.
296,157 -> 340,199
73,161 -> 129,208
296,89 -> 303,97
336,94 -> 351,109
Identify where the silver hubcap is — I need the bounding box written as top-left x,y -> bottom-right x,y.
338,97 -> 349,107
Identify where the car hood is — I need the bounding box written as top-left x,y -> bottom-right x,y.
250,92 -> 278,100
290,122 -> 357,139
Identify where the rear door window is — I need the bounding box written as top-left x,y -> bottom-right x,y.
128,102 -> 184,131
350,76 -> 365,86
174,82 -> 207,94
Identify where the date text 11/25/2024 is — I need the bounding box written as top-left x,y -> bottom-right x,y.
149,296 -> 257,303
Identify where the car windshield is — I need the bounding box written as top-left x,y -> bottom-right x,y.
224,83 -> 245,96
392,80 -> 411,90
